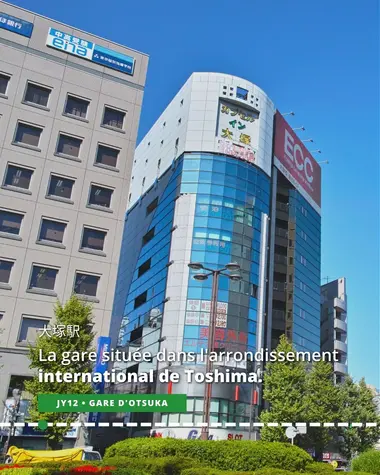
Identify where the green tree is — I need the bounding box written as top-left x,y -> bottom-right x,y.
337,376 -> 380,461
302,360 -> 341,460
260,335 -> 307,441
25,296 -> 95,449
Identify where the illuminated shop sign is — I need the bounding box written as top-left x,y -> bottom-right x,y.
46,28 -> 135,75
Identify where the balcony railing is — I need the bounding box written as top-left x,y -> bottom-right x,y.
272,309 -> 285,320
334,318 -> 347,332
334,340 -> 348,354
273,281 -> 287,292
334,297 -> 347,312
277,202 -> 289,212
274,253 -> 287,265
275,227 -> 288,239
334,362 -> 348,375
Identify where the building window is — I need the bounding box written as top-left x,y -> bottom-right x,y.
142,227 -> 155,245
0,259 -> 14,284
134,290 -> 147,309
47,175 -> 74,200
146,197 -> 158,216
236,87 -> 248,101
29,265 -> 58,291
300,255 -> 307,266
38,219 -> 66,244
81,227 -> 106,251
74,272 -> 100,297
56,133 -> 82,158
0,210 -> 23,235
0,73 -> 10,96
4,164 -> 33,190
138,258 -> 151,277
95,144 -> 119,168
88,184 -> 113,209
64,95 -> 89,119
102,107 -> 125,130
14,123 -> 42,148
24,82 -> 51,107
18,317 -> 49,345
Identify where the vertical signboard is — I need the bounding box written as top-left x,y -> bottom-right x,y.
273,111 -> 321,213
88,336 -> 111,423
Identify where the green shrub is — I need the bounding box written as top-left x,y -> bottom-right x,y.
254,470 -> 301,475
104,456 -> 200,475
304,462 -> 334,473
180,469 -> 255,475
0,469 -> 34,475
105,438 -> 312,472
101,470 -> 148,475
352,450 -> 380,474
180,469 -> 298,475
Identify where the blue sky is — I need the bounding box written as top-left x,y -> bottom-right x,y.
8,0 -> 379,387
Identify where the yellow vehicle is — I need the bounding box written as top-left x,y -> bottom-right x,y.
5,446 -> 102,464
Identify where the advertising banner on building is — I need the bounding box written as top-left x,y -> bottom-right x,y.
0,12 -> 34,37
150,427 -> 246,440
46,28 -> 135,75
88,336 -> 111,423
216,100 -> 264,171
273,111 -> 321,213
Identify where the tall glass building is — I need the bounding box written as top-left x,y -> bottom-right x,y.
109,74 -> 322,440
266,112 -> 322,354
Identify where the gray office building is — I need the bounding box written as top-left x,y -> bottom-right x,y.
320,278 -> 348,384
0,1 -> 148,429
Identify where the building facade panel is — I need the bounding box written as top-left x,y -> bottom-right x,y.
110,73 -> 275,439
0,1 -> 148,423
321,278 -> 348,384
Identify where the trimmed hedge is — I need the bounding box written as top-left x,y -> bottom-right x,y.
180,469 -> 325,475
181,469 -> 376,475
304,462 -> 334,473
352,450 -> 380,474
254,470 -> 307,475
105,438 -> 312,472
181,470 -> 255,475
104,456 -> 201,475
0,470 -> 35,475
0,464 -> 146,475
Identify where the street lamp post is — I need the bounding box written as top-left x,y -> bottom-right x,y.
188,261 -> 242,441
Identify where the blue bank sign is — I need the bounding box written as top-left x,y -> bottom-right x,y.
0,12 -> 34,37
46,28 -> 135,76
